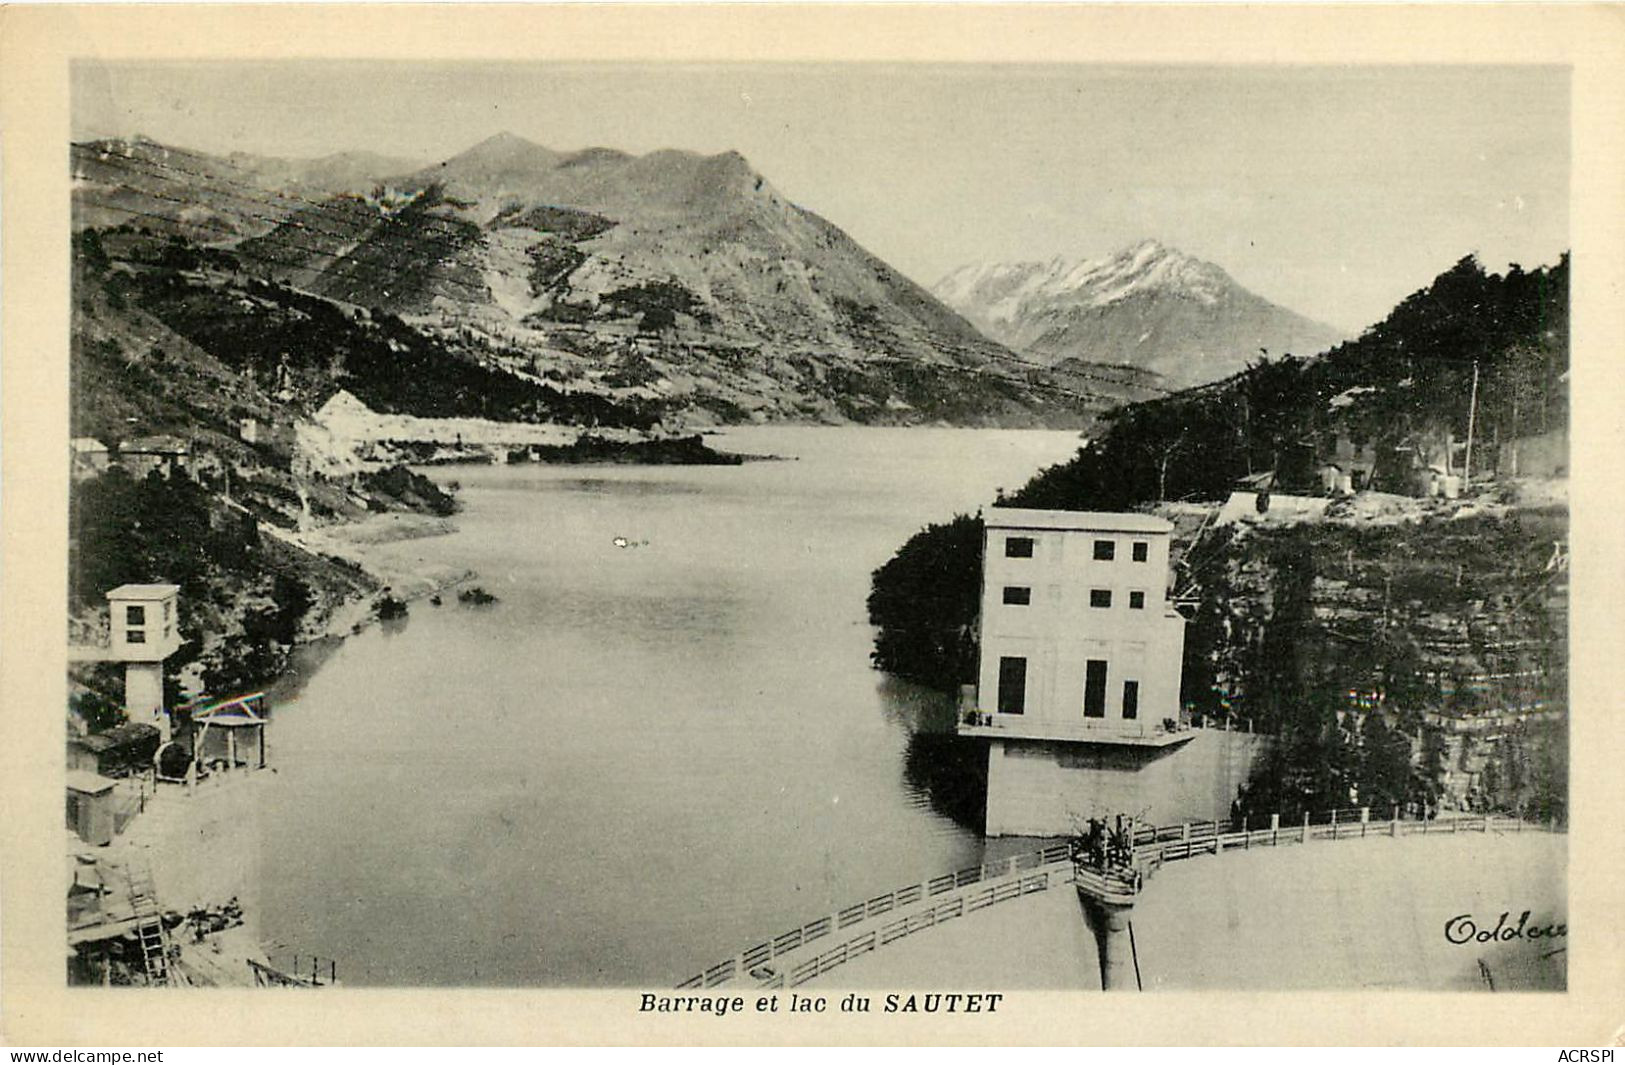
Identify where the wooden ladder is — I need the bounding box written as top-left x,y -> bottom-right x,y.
125,862 -> 170,986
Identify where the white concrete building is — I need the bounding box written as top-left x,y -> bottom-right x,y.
70,437 -> 112,481
961,509 -> 1265,836
965,509 -> 1186,741
106,583 -> 181,740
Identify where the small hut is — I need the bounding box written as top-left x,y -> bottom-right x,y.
184,692 -> 269,777
67,722 -> 161,779
66,771 -> 118,846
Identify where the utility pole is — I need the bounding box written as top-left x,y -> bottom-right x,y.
1464,360 -> 1480,488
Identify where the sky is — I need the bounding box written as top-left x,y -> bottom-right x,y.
73,62 -> 1570,334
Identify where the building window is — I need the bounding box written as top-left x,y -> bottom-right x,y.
125,605 -> 146,626
1132,541 -> 1149,562
128,630 -> 146,644
1004,536 -> 1034,558
1084,660 -> 1108,718
1002,586 -> 1032,606
997,657 -> 1027,715
1122,680 -> 1140,720
1093,539 -> 1116,561
1129,591 -> 1146,610
1090,589 -> 1112,609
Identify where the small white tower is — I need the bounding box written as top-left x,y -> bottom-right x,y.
106,583 -> 181,740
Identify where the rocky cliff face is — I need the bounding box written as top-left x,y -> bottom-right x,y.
934,241 -> 1345,389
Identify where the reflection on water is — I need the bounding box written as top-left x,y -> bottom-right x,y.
257,426 -> 1084,986
268,637 -> 345,704
546,477 -> 709,497
903,732 -> 991,833
873,672 -> 957,734
873,675 -> 987,831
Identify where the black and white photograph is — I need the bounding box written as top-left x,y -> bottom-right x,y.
5,2 -> 1625,1048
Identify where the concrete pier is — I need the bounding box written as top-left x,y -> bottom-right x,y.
1075,889 -> 1137,990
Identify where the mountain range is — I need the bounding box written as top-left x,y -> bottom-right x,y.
74,133 -> 1131,427
934,241 -> 1346,390
71,136 -> 419,239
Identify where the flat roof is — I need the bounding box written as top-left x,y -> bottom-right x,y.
122,435 -> 190,452
71,722 -> 161,753
107,583 -> 179,600
984,507 -> 1174,534
65,770 -> 117,794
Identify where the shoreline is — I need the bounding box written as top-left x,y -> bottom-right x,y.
71,428 -> 1069,986
125,515 -> 473,986
267,511 -> 479,640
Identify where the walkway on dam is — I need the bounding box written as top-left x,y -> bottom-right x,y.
795,885 -> 1095,988
678,813 -> 1566,992
809,828 -> 1565,991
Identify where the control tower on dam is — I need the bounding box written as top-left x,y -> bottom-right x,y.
960,508 -> 1267,836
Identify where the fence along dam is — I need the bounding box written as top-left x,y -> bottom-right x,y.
678,809 -> 1566,992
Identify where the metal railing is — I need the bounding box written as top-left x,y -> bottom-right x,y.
111,773 -> 154,836
959,711 -> 1197,744
1071,863 -> 1142,904
258,952 -> 338,987
675,809 -> 1562,988
676,843 -> 1072,989
777,872 -> 1053,989
1126,809 -> 1562,882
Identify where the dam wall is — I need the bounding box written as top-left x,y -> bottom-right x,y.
985,728 -> 1270,837
798,824 -> 1564,992
1130,829 -> 1567,990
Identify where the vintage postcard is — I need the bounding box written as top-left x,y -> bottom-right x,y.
2,2 -> 1623,1047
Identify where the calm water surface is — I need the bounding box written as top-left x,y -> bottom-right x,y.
259,426 -> 1082,986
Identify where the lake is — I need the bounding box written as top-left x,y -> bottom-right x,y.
258,426 -> 1084,986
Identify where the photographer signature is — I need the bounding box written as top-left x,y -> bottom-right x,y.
1445,910 -> 1566,947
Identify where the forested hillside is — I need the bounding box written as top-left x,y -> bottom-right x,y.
75,226 -> 657,434
67,225 -> 505,720
869,254 -> 1570,821
68,467 -> 376,709
1011,254 -> 1566,511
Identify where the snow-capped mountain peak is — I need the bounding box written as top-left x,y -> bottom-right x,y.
932,240 -> 1344,389
936,240 -> 1231,321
